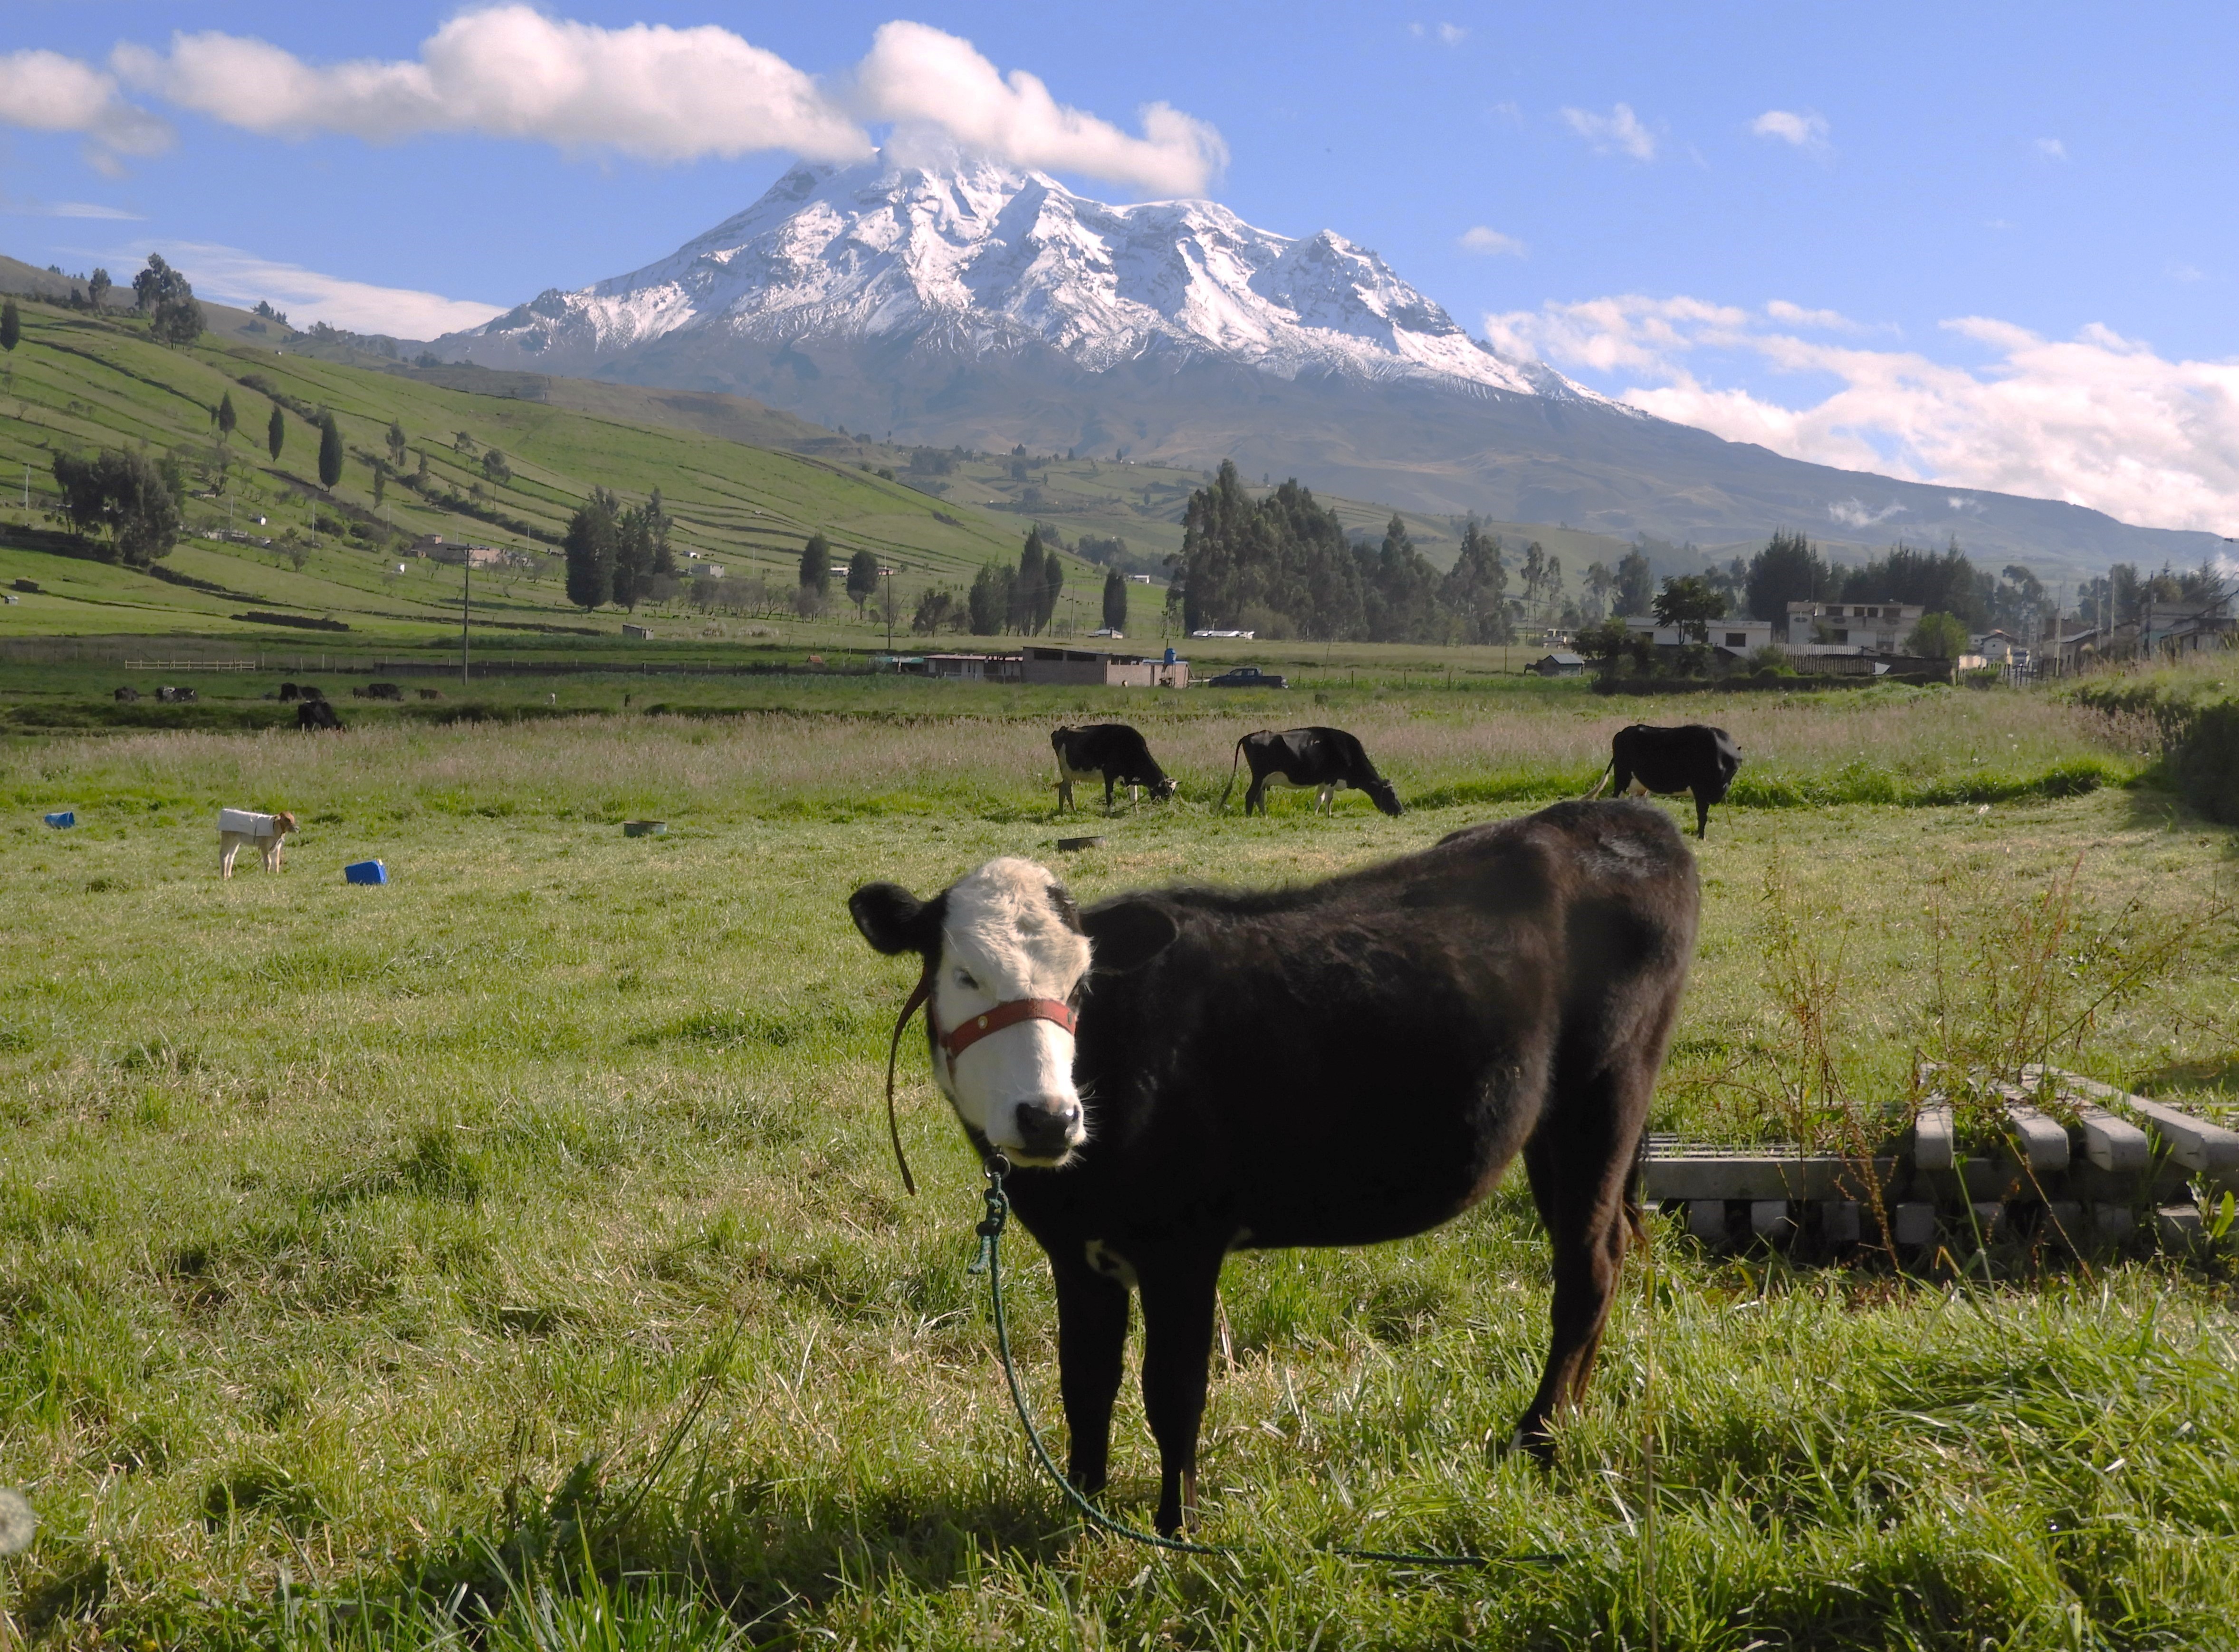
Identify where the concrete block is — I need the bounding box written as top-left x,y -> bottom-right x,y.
2156,1204 -> 2205,1251
1686,1201 -> 1729,1246
1818,1200 -> 1862,1245
1967,1202 -> 2006,1244
2092,1204 -> 2135,1245
2002,1103 -> 2070,1171
2074,1104 -> 2153,1174
1914,1105 -> 1955,1171
2047,1071 -> 2239,1175
2040,1202 -> 2086,1249
1892,1202 -> 1937,1247
1749,1201 -> 1795,1244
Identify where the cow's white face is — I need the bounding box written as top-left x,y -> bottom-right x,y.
852,857 -> 1092,1166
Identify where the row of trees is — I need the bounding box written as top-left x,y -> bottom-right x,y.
563,489 -> 677,611
1167,462 -> 1610,643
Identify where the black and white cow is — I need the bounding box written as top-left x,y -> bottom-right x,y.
1051,724 -> 1177,812
297,698 -> 344,731
156,685 -> 198,704
1588,723 -> 1742,839
1220,726 -> 1403,817
849,799 -> 1699,1535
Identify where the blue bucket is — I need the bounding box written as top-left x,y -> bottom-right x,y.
343,859 -> 388,885
43,812 -> 75,829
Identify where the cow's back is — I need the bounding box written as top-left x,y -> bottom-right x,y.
1055,801 -> 1695,1245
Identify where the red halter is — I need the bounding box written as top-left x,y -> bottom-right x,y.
884,964 -> 1079,1197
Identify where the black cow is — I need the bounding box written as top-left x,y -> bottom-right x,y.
297,699 -> 344,731
114,686 -> 140,703
1052,724 -> 1176,812
1221,726 -> 1402,817
156,685 -> 197,704
353,682 -> 403,702
1588,723 -> 1742,839
278,682 -> 305,702
850,799 -> 1699,1535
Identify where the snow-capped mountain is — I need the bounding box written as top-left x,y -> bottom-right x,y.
446,157 -> 1600,401
431,157 -> 2217,577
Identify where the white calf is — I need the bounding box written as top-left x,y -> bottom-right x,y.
219,809 -> 298,879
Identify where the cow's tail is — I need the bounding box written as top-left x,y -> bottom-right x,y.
1583,755 -> 1617,800
1218,736 -> 1248,812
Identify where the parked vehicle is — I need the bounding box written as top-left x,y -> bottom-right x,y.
1205,666 -> 1288,689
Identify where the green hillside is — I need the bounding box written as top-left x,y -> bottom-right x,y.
0,287 -> 1114,646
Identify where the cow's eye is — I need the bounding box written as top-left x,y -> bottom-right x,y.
955,970 -> 979,991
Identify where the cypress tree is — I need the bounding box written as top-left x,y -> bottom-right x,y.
1040,551 -> 1063,631
564,500 -> 615,611
798,533 -> 832,605
317,413 -> 343,488
0,298 -> 19,353
216,392 -> 237,440
1102,568 -> 1128,631
1014,530 -> 1045,633
267,405 -> 286,462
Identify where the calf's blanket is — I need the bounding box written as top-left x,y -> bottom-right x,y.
218,809 -> 283,838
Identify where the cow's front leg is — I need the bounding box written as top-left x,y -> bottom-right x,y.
1104,774 -> 1118,812
1050,1251 -> 1130,1496
1137,1249 -> 1222,1534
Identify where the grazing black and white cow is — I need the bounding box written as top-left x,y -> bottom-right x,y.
297,698 -> 344,731
1051,724 -> 1177,813
850,799 -> 1699,1535
1220,726 -> 1403,817
156,685 -> 197,704
1588,723 -> 1742,839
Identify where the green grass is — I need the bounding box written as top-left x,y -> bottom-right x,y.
1,686 -> 2235,1649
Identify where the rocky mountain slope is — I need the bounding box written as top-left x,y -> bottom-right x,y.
434,160 -> 2219,579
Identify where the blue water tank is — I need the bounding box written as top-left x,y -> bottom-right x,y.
43,812 -> 75,829
343,859 -> 388,885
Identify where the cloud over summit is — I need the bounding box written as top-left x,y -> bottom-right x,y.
16,10 -> 1224,196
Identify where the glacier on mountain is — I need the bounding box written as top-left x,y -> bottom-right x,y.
454,156 -> 1603,401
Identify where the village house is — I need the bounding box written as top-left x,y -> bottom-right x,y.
908,647 -> 1190,688
1624,615 -> 1776,656
1783,600 -> 1925,651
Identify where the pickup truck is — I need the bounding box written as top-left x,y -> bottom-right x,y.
1204,666 -> 1288,689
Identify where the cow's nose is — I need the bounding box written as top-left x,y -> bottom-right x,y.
1014,1098 -> 1082,1155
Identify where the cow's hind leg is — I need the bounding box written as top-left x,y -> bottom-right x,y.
1510,1057 -> 1653,1461
1050,1252 -> 1131,1497
1693,788 -> 1711,839
1138,1249 -> 1223,1534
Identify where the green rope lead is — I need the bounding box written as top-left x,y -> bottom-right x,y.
969,1156 -> 1561,1570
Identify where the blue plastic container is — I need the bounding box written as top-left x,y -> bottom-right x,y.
343,859 -> 388,885
43,812 -> 75,829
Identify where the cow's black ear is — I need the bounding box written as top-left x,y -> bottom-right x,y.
1082,899 -> 1178,974
849,883 -> 944,956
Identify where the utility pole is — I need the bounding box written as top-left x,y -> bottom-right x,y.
460,553 -> 471,687
883,564 -> 895,653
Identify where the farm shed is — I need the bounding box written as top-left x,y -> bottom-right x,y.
1532,651 -> 1585,677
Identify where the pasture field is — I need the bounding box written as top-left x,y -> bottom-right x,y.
1,683 -> 2235,1650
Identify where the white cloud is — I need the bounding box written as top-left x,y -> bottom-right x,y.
1763,299 -> 1869,332
1826,498 -> 1906,528
1458,225 -> 1526,257
156,242 -> 507,337
1750,109 -> 1830,153
1483,292 -> 2239,533
0,195 -> 145,220
101,10 -> 1224,196
850,22 -> 1225,195
0,48 -> 171,164
2169,261 -> 2206,284
1437,23 -> 1469,45
114,9 -> 869,165
1561,103 -> 1657,161
2034,136 -> 2067,161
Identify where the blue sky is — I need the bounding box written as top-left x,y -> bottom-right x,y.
5,2 -> 2237,533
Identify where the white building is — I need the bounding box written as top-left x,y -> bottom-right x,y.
1624,615 -> 1775,656
1784,600 -> 1925,651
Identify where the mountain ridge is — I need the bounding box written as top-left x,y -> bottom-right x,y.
434,159 -> 2221,582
